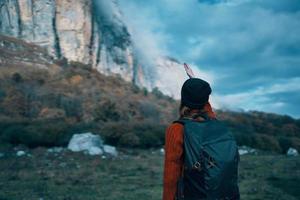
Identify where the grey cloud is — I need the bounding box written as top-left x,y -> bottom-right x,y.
119,0 -> 300,118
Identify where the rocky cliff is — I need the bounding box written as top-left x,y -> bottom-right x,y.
0,0 -> 186,98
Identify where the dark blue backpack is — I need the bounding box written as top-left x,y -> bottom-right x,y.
174,118 -> 240,200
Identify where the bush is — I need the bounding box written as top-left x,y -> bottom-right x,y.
131,84 -> 140,94
58,96 -> 82,118
100,121 -> 166,148
279,137 -> 300,153
0,89 -> 6,101
119,132 -> 140,147
234,132 -> 283,152
142,87 -> 148,96
253,134 -> 282,152
152,87 -> 164,99
0,119 -> 76,147
94,100 -> 121,122
11,72 -> 23,83
234,132 -> 256,147
1,124 -> 27,144
138,101 -> 160,121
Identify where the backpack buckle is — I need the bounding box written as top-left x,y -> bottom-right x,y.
207,156 -> 216,169
192,161 -> 202,171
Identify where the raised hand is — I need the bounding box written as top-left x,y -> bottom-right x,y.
184,63 -> 195,78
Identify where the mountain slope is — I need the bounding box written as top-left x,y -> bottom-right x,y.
0,34 -> 177,123
0,0 -> 190,98
0,34 -> 299,152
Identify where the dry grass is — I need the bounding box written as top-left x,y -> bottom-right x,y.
0,147 -> 299,200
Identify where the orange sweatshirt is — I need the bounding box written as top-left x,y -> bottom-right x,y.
162,102 -> 216,200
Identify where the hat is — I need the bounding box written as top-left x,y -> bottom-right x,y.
181,78 -> 212,109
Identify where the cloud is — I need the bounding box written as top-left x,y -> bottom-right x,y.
211,77 -> 300,117
118,1 -> 171,63
119,0 -> 300,118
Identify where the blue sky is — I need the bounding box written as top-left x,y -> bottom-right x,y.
118,0 -> 300,118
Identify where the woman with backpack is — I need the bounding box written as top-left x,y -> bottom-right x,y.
163,64 -> 240,200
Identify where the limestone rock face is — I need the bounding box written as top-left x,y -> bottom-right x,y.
0,0 -> 134,81
0,0 -> 57,55
0,0 -> 186,98
55,0 -> 92,64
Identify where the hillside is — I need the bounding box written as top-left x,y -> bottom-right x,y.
218,110 -> 300,153
0,34 -> 177,148
0,0 -> 191,98
0,34 -> 300,153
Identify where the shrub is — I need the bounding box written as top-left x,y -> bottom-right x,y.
142,87 -> 148,96
100,122 -> 124,145
290,137 -> 300,152
1,124 -> 27,144
100,121 -> 166,148
61,97 -> 82,118
234,132 -> 256,147
94,100 -> 121,122
11,72 -> 23,83
0,89 -> 6,100
152,87 -> 164,99
119,132 -> 140,147
54,57 -> 68,68
254,134 -> 282,152
279,137 -> 300,153
131,84 -> 140,94
0,119 -> 74,147
138,101 -> 160,121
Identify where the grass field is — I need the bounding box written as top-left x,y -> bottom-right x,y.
0,147 -> 299,200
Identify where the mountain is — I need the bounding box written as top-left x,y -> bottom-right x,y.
0,1 -> 299,153
0,0 -> 188,98
0,33 -> 177,122
1,33 -> 300,152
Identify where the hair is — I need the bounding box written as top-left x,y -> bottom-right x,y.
179,101 -> 206,120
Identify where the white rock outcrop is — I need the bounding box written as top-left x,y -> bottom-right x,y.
286,147 -> 298,156
67,132 -> 103,154
103,145 -> 118,157
16,150 -> 26,157
67,132 -> 118,156
238,145 -> 257,155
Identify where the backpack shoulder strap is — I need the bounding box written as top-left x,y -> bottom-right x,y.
172,118 -> 193,125
172,119 -> 186,125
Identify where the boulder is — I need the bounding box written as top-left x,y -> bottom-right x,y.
16,150 -> 26,157
67,132 -> 118,156
238,145 -> 257,155
103,145 -> 118,157
67,133 -> 104,155
47,147 -> 64,153
88,146 -> 103,156
286,147 -> 298,156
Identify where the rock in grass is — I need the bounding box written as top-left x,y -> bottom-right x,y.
103,145 -> 118,157
88,146 -> 103,156
47,147 -> 64,153
286,147 -> 298,156
238,145 -> 256,155
16,150 -> 26,157
67,132 -> 104,155
67,133 -> 118,156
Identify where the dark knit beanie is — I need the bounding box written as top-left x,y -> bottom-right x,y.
181,78 -> 212,109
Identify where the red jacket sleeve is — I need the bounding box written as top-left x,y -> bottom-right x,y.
163,123 -> 184,200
